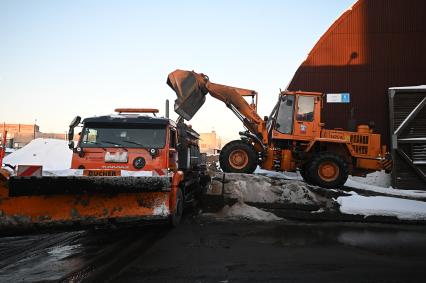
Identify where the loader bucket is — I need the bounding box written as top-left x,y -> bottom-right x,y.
167,69 -> 208,121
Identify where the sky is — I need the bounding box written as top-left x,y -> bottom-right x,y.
0,0 -> 354,141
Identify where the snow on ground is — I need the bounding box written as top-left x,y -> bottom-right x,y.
255,167 -> 426,200
3,139 -> 72,171
345,178 -> 426,199
218,173 -> 324,206
337,194 -> 426,220
207,202 -> 282,222
345,171 -> 426,200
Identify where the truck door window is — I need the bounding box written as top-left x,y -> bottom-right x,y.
297,96 -> 315,121
275,95 -> 295,134
82,128 -> 98,144
170,129 -> 176,149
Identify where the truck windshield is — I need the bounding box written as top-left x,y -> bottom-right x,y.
80,125 -> 166,148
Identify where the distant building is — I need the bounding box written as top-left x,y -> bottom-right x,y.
0,123 -> 66,149
199,131 -> 222,155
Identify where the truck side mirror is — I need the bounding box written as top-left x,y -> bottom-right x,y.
68,116 -> 81,149
68,140 -> 75,150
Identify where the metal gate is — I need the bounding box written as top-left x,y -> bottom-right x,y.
389,86 -> 426,190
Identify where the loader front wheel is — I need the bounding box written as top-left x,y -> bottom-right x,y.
307,153 -> 348,188
169,188 -> 183,228
219,140 -> 257,173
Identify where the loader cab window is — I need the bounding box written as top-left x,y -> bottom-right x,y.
80,124 -> 166,148
275,95 -> 295,134
296,96 -> 315,122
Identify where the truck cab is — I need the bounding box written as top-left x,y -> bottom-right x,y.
69,109 -> 178,174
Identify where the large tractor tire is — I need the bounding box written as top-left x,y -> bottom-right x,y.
169,188 -> 183,228
219,140 -> 258,173
306,152 -> 349,188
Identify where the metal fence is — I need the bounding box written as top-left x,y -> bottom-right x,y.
389,87 -> 426,190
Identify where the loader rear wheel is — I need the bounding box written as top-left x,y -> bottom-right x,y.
307,153 -> 348,188
169,188 -> 183,228
219,140 -> 257,173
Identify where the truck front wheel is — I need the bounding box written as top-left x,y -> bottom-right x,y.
307,153 -> 348,188
169,188 -> 183,227
219,140 -> 257,173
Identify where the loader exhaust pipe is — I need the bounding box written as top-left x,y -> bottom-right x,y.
165,99 -> 170,118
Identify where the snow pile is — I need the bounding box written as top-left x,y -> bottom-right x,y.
337,194 -> 426,220
3,139 -> 72,171
220,173 -> 323,206
212,202 -> 281,221
254,166 -> 301,180
348,171 -> 391,188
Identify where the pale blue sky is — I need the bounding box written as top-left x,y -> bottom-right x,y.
0,0 -> 354,140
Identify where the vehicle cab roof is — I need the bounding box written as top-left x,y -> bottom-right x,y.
82,114 -> 175,127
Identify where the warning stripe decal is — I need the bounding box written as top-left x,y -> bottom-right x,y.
18,166 -> 42,177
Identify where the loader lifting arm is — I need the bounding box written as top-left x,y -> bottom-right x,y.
167,70 -> 268,144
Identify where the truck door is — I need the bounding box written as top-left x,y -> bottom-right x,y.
293,95 -> 316,138
169,128 -> 178,169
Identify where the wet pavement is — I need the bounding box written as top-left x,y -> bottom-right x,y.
0,217 -> 425,282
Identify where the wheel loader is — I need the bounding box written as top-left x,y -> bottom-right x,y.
167,70 -> 392,188
0,107 -> 209,230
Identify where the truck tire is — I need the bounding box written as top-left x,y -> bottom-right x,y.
219,140 -> 257,173
306,153 -> 348,188
169,188 -> 183,228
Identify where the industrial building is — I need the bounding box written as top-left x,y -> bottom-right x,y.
288,0 -> 426,147
199,130 -> 222,155
0,123 -> 66,149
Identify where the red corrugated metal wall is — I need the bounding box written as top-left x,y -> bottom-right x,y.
287,0 -> 426,146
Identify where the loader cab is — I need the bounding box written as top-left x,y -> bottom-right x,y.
268,91 -> 322,141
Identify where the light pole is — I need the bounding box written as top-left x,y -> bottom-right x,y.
34,119 -> 37,139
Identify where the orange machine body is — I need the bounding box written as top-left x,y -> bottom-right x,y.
168,70 -> 391,188
262,91 -> 388,175
0,110 -> 205,230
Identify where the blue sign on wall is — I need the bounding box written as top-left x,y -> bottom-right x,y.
341,93 -> 350,103
326,93 -> 350,103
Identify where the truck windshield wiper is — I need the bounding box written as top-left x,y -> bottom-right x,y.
122,140 -> 145,147
99,140 -> 120,147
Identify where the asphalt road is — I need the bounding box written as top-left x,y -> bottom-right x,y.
115,218 -> 426,283
0,216 -> 426,282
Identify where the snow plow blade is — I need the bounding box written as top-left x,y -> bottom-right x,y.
0,174 -> 181,231
167,69 -> 208,120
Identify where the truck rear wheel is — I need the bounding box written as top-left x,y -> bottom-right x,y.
307,153 -> 348,188
219,140 -> 257,173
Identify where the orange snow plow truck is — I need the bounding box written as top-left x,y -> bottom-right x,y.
0,108 -> 209,230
